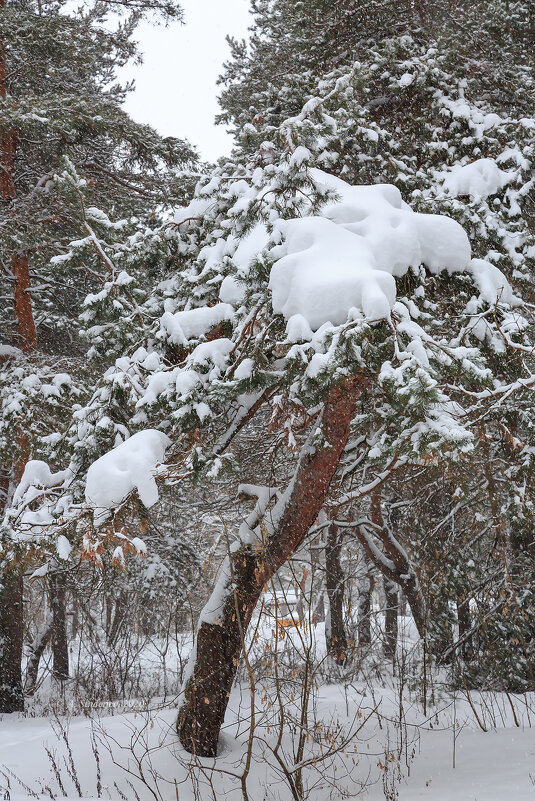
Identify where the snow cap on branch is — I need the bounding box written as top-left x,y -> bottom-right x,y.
85,429 -> 171,524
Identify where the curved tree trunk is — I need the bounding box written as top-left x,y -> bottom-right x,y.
25,616 -> 53,696
325,523 -> 349,665
26,573 -> 70,693
177,374 -> 370,757
354,487 -> 427,642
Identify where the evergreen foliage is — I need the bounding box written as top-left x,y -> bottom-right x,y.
2,0 -> 535,728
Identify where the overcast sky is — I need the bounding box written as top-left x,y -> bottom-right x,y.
122,0 -> 252,162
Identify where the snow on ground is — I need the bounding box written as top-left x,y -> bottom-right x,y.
393,724 -> 535,800
2,620 -> 534,801
1,684 -> 534,800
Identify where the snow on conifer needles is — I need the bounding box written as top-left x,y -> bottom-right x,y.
2,1 -> 535,789
5,137 -> 529,563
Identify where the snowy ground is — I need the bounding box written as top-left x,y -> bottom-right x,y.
3,618 -> 534,800
1,681 -> 534,800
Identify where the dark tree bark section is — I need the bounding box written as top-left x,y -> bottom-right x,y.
457,597 -> 473,661
0,568 -> 24,712
357,548 -> 373,649
355,487 -> 427,642
383,577 -> 399,659
25,573 -> 70,693
325,524 -> 348,665
177,374 -> 370,757
107,590 -> 128,646
25,619 -> 53,696
50,573 -> 69,681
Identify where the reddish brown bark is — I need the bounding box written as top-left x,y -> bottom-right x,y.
177,374 -> 370,757
414,0 -> 426,25
1,16 -> 37,354
0,16 -> 16,197
12,253 -> 37,353
0,3 -> 35,713
0,130 -> 17,199
0,1 -> 6,102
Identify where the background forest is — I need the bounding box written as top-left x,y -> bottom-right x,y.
1,1 -> 535,799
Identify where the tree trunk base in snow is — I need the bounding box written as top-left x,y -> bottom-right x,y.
177,620 -> 244,757
176,542 -> 260,757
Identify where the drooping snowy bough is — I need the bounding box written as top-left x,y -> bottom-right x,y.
8,149 -> 529,755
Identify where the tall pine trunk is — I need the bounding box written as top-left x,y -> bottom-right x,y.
12,253 -> 37,353
0,7 -> 38,712
177,374 -> 370,757
1,3 -> 37,353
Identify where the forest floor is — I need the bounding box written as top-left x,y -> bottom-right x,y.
1,679 -> 534,800
2,620 -> 533,799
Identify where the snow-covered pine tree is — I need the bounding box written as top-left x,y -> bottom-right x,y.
218,0 -> 535,688
11,93 -> 534,752
0,0 -> 195,353
0,0 -> 197,712
8,0 -> 535,748
218,0 -> 534,138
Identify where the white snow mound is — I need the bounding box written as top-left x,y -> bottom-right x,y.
469,258 -> 518,306
13,461 -> 72,505
440,158 -> 513,198
269,169 -> 473,329
160,303 -> 233,346
85,430 -> 171,523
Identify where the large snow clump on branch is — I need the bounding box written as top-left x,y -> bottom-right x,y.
85,430 -> 170,523
438,158 -> 513,199
267,169 -> 515,329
